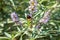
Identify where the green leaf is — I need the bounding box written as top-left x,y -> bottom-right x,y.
17,27 -> 21,32
4,32 -> 11,38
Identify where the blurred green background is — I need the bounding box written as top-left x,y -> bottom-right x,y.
0,0 -> 60,40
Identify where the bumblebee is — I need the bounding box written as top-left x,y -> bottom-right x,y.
27,14 -> 32,28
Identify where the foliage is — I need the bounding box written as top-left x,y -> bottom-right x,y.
0,0 -> 60,40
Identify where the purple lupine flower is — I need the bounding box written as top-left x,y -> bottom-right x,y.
10,12 -> 19,22
39,10 -> 51,24
29,0 -> 38,14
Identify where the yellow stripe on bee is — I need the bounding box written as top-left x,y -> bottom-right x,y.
27,19 -> 31,27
